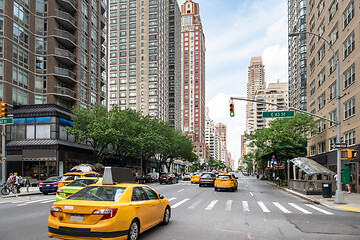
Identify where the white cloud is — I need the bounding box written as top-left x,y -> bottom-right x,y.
262,44 -> 288,84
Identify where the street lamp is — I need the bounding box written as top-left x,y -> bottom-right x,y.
288,31 -> 344,203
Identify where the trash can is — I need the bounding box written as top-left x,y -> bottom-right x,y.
322,183 -> 332,198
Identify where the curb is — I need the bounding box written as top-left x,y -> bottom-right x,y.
1,191 -> 42,198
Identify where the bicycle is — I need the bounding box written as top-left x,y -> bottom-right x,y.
1,183 -> 17,195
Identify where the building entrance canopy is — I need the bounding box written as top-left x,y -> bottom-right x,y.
290,157 -> 335,175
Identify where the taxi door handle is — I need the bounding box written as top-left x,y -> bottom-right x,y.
135,205 -> 140,208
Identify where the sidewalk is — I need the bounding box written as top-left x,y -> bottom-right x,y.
265,180 -> 360,213
0,186 -> 42,198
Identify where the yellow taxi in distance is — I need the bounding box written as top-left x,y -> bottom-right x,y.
190,173 -> 201,184
214,174 -> 238,192
48,167 -> 170,240
58,172 -> 102,188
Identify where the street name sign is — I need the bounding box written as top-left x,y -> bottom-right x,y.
0,118 -> 13,125
331,143 -> 348,149
262,111 -> 295,118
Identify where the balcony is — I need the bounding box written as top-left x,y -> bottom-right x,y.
100,15 -> 106,29
100,90 -> 106,99
53,86 -> 76,101
101,31 -> 106,44
54,48 -> 76,66
100,58 -> 106,72
54,29 -> 76,48
101,45 -> 106,57
56,0 -> 77,13
54,67 -> 76,84
54,10 -> 76,31
101,0 -> 106,15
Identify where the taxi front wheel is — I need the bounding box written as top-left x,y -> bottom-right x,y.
161,206 -> 170,225
128,220 -> 139,240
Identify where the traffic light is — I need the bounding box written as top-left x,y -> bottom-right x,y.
230,102 -> 234,117
0,102 -> 7,118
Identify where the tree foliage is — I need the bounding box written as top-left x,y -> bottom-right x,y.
66,105 -> 195,174
244,113 -> 318,172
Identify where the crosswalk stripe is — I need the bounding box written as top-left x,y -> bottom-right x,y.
168,197 -> 176,202
40,199 -> 55,203
188,199 -> 202,209
171,198 -> 190,209
273,202 -> 291,213
242,201 -> 250,211
288,203 -> 312,214
205,200 -> 218,210
225,200 -> 232,211
258,201 -> 270,212
17,199 -> 45,206
305,204 -> 333,215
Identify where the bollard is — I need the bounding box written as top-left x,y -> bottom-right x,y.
26,179 -> 30,193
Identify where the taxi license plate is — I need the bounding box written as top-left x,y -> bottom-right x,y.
70,214 -> 84,222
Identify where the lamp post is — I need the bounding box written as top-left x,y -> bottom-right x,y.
288,31 -> 344,203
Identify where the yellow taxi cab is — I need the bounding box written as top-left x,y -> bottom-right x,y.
58,172 -> 102,188
190,173 -> 202,184
48,167 -> 171,240
214,174 -> 238,192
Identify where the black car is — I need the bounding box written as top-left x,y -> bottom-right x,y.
199,172 -> 216,187
159,173 -> 178,184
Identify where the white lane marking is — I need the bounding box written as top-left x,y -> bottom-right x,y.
177,189 -> 184,193
250,192 -> 254,196
288,203 -> 312,214
205,200 -> 218,210
225,200 -> 232,211
40,199 -> 56,203
242,201 -> 250,211
171,198 -> 190,209
188,199 -> 202,209
168,197 -> 176,202
273,202 -> 291,213
17,199 -> 46,206
258,202 -> 270,212
305,204 -> 333,215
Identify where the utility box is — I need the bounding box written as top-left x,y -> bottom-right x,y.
342,168 -> 351,184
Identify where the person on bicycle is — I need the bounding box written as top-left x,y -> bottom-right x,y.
6,173 -> 15,187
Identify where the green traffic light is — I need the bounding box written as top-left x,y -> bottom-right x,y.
230,112 -> 234,117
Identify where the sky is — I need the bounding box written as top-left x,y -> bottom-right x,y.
188,0 -> 289,160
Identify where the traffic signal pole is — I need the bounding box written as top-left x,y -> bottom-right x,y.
1,124 -> 5,184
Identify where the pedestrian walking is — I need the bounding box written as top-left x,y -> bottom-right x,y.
347,173 -> 353,194
14,173 -> 22,193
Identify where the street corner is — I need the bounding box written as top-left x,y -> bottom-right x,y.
334,205 -> 360,212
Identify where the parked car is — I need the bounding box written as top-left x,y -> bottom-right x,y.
183,173 -> 191,181
199,172 -> 216,187
159,173 -> 178,184
137,174 -> 153,184
39,176 -> 61,195
56,177 -> 103,202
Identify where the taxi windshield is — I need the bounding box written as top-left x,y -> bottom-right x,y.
68,186 -> 126,202
61,175 -> 80,181
66,179 -> 98,187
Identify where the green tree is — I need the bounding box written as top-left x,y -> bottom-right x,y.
65,105 -> 112,163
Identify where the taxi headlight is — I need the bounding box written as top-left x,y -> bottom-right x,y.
92,208 -> 118,220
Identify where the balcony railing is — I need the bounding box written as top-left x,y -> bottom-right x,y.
54,67 -> 76,83
54,29 -> 76,48
55,10 -> 76,30
55,48 -> 76,65
54,86 -> 76,100
56,0 -> 77,13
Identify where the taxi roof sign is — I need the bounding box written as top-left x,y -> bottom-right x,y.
102,167 -> 133,185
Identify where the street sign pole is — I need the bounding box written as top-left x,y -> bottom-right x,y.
1,124 -> 5,184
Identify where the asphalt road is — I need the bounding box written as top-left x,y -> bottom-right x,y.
0,173 -> 360,240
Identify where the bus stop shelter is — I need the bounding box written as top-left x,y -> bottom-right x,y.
287,157 -> 336,195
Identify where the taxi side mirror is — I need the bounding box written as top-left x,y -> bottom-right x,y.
159,194 -> 165,199
235,177 -> 238,179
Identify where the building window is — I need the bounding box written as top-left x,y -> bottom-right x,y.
318,141 -> 326,154
329,109 -> 337,128
343,64 -> 355,89
329,137 -> 336,151
343,1 -> 354,28
329,82 -> 336,101
343,32 -> 355,59
310,58 -> 315,73
329,0 -> 338,22
329,25 -> 338,45
317,68 -> 325,86
318,92 -> 325,110
310,81 -> 315,95
310,145 -> 316,156
344,129 -> 355,146
344,97 -> 355,120
318,120 -> 326,133
329,52 -> 338,74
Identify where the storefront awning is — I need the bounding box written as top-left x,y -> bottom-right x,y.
290,157 -> 335,175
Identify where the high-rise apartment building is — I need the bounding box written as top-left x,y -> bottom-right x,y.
108,0 -> 181,122
205,107 -> 218,160
255,81 -> 289,129
0,0 -> 108,179
181,0 -> 207,163
168,0 -> 182,129
216,123 -> 227,163
306,0 -> 360,178
245,57 -> 265,151
288,0 -> 307,111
